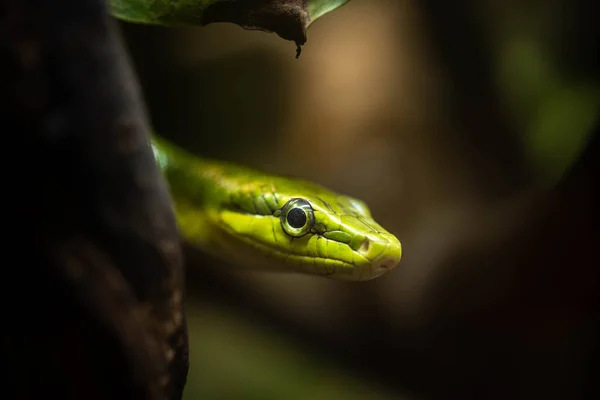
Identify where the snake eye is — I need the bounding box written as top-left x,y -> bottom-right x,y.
280,198 -> 314,237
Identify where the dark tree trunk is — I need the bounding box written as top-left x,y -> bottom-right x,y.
0,0 -> 188,399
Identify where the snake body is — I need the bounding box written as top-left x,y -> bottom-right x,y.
151,136 -> 402,281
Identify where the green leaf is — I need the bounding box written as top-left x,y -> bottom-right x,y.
108,0 -> 351,57
307,0 -> 350,23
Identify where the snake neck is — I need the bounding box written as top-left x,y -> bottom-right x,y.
150,136 -> 250,250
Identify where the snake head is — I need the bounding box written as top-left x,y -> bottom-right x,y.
216,178 -> 402,281
153,137 -> 401,281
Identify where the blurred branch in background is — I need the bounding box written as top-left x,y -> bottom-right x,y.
417,0 -> 533,198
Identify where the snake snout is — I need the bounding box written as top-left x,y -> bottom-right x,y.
356,234 -> 402,277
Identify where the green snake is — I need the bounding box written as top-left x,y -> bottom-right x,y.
151,137 -> 402,281
109,0 -> 401,280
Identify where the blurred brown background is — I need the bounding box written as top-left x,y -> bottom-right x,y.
117,0 -> 599,398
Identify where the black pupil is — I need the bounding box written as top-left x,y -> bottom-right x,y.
287,208 -> 307,228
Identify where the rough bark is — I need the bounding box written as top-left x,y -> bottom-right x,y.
0,0 -> 188,398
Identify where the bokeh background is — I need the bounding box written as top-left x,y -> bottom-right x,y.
117,0 -> 599,398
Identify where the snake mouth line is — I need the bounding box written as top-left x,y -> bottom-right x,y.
223,228 -> 384,278
245,236 -> 358,267
220,219 -> 371,264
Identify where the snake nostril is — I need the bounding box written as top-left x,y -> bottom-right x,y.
359,239 -> 370,254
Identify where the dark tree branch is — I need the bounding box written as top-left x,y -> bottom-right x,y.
1,0 -> 188,398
